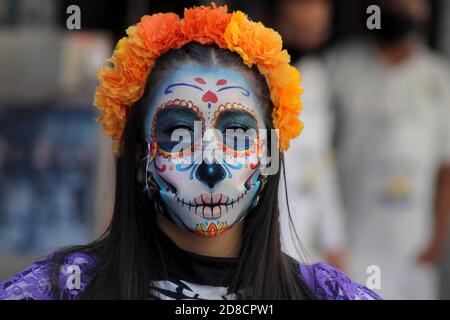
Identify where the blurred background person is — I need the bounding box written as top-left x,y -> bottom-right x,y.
325,0 -> 450,299
274,0 -> 348,270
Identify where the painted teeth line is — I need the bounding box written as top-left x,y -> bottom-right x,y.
175,196 -> 195,211
173,191 -> 248,216
194,194 -> 228,206
229,189 -> 248,208
195,204 -> 228,218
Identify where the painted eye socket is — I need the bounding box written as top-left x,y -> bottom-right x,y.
155,106 -> 200,152
215,110 -> 258,151
158,125 -> 194,152
223,127 -> 256,150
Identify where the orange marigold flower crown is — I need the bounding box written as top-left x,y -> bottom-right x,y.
94,3 -> 304,154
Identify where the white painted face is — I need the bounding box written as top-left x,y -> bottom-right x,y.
144,64 -> 267,237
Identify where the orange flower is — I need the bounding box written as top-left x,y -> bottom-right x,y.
276,115 -> 304,151
97,65 -> 143,105
126,26 -> 154,62
224,11 -> 290,69
111,38 -> 150,82
94,90 -> 126,141
138,13 -> 184,56
181,3 -> 231,47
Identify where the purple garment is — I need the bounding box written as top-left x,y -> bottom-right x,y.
0,252 -> 97,300
0,251 -> 381,300
299,263 -> 381,300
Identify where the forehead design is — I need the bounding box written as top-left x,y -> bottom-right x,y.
145,64 -> 266,137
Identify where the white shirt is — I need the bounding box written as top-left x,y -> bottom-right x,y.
325,40 -> 450,260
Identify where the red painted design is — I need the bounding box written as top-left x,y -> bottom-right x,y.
155,163 -> 166,172
202,90 -> 218,103
194,222 -> 230,237
206,223 -> 218,237
194,77 -> 206,84
216,79 -> 227,86
157,148 -> 171,158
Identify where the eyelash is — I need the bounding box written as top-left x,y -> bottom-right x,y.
165,124 -> 194,133
223,125 -> 250,132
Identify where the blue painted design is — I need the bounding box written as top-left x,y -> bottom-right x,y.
175,161 -> 196,172
221,162 -> 233,179
225,162 -> 243,171
158,142 -> 179,152
189,164 -> 199,180
208,103 -> 212,109
164,83 -> 204,95
252,173 -> 260,184
217,85 -> 250,97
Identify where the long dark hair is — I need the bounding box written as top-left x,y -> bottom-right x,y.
52,43 -> 315,299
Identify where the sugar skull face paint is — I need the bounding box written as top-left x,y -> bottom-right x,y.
144,64 -> 267,237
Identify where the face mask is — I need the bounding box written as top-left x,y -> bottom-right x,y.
144,64 -> 267,237
375,10 -> 417,45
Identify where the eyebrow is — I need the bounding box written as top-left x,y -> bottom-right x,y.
164,83 -> 204,95
217,86 -> 250,97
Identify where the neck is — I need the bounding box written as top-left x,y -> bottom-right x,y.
157,214 -> 243,258
374,35 -> 416,66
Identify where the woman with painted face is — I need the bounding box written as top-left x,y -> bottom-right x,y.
0,5 -> 380,300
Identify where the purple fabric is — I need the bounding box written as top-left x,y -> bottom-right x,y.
299,263 -> 382,300
0,252 -> 96,300
0,251 -> 381,300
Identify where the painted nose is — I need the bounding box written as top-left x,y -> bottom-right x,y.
196,163 -> 226,189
